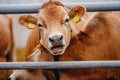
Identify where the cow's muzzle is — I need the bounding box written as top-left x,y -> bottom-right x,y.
49,35 -> 63,43
48,34 -> 65,55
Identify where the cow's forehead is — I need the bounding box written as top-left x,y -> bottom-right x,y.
38,6 -> 68,23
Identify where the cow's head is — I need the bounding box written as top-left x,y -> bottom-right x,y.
18,0 -> 86,55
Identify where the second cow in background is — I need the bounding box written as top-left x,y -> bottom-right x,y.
0,15 -> 16,62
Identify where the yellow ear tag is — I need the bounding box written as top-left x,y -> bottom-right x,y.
28,23 -> 35,29
72,12 -> 80,23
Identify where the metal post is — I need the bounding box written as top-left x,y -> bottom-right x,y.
0,61 -> 120,69
0,2 -> 120,14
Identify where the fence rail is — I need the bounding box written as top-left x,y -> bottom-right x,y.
0,2 -> 120,14
0,61 -> 120,69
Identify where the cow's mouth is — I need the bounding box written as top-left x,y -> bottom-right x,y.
51,45 -> 64,54
51,45 -> 64,50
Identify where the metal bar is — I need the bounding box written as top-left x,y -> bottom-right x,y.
0,2 -> 120,14
0,61 -> 120,70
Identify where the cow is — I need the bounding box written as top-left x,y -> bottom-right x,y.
9,0 -> 120,80
0,15 -> 16,62
0,15 -> 16,80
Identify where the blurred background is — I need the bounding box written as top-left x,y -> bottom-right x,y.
0,0 -> 119,80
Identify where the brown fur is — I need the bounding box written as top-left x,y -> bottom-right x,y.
11,12 -> 120,80
10,0 -> 120,80
26,12 -> 120,80
40,0 -> 64,9
0,15 -> 16,80
26,27 -> 40,56
0,15 -> 16,62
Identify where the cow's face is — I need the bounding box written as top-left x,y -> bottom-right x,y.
37,6 -> 71,55
18,0 -> 86,55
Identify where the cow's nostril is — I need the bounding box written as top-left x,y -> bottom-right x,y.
59,35 -> 63,41
7,77 -> 11,80
49,37 -> 54,42
49,35 -> 64,43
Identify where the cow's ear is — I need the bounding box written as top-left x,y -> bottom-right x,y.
18,15 -> 37,29
69,6 -> 86,23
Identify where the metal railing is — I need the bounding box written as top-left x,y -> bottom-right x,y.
0,2 -> 120,14
0,61 -> 120,69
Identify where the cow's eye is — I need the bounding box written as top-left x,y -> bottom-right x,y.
37,23 -> 43,27
64,18 -> 69,23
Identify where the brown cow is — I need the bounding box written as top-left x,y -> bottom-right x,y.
9,0 -> 120,80
0,15 -> 16,80
0,15 -> 16,62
